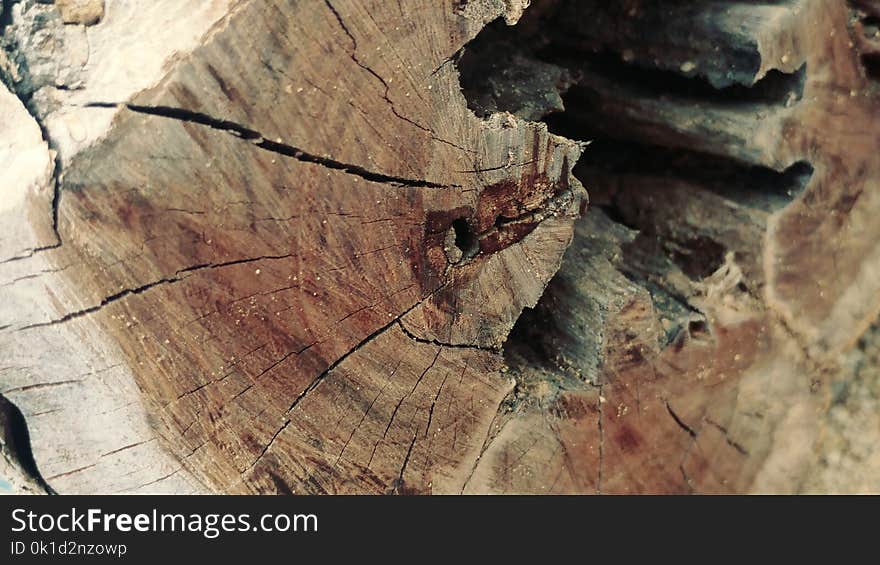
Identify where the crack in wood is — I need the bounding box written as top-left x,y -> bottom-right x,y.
86,102 -> 458,189
397,319 -> 497,352
321,0 -> 475,156
664,401 -> 698,438
18,253 -> 298,330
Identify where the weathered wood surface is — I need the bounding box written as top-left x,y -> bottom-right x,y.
1,0 -> 583,494
1,0 -> 880,494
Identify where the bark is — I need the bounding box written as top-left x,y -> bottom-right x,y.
0,0 -> 878,494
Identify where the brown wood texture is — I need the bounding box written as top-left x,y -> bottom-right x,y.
1,0 -> 879,494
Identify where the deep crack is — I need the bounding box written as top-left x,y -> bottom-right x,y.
86,102 -> 456,189
0,393 -> 56,494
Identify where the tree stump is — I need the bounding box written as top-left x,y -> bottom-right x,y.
1,0 -> 879,494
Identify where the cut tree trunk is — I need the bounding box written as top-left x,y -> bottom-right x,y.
1,0 -> 879,494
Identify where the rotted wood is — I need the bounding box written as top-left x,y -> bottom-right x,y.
1,0 -> 879,494
459,0 -> 880,493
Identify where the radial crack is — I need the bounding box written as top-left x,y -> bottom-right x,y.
86,102 -> 456,189
19,253 -> 297,330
